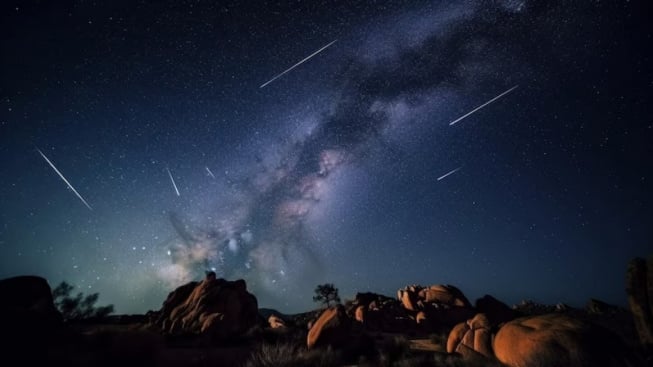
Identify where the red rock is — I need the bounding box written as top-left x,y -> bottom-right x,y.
355,305 -> 365,323
397,284 -> 471,311
446,314 -> 493,359
268,314 -> 286,329
494,314 -> 635,367
155,275 -> 258,340
307,305 -> 351,349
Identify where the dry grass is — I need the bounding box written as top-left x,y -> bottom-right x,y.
245,341 -> 341,367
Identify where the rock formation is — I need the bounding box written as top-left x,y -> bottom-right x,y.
154,280 -> 198,326
307,304 -> 351,349
398,284 -> 470,309
626,256 -> 653,347
0,275 -> 62,333
154,274 -> 258,340
495,313 -> 637,367
0,276 -> 63,364
446,313 -> 493,359
448,312 -> 640,367
397,284 -> 474,328
344,292 -> 412,332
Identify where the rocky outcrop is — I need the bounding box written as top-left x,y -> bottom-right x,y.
494,314 -> 637,367
447,313 -> 639,367
397,284 -> 474,329
345,292 -> 412,332
446,313 -> 493,359
154,275 -> 258,340
307,305 -> 352,349
154,281 -> 198,326
0,275 -> 62,333
626,256 -> 653,347
398,284 -> 470,311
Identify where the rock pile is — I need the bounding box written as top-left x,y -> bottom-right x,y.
152,273 -> 258,340
397,284 -> 475,329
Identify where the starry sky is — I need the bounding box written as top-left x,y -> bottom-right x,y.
1,1 -> 652,314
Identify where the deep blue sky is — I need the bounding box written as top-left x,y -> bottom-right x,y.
1,0 -> 651,314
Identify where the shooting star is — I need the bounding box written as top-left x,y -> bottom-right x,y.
205,166 -> 216,179
36,148 -> 93,210
166,168 -> 180,196
449,85 -> 519,126
437,166 -> 462,181
260,39 -> 337,88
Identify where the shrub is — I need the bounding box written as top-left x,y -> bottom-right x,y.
245,342 -> 342,367
52,281 -> 114,321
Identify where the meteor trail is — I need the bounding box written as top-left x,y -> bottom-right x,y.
260,39 -> 337,88
205,166 -> 216,179
449,85 -> 519,126
437,166 -> 462,181
36,148 -> 93,210
167,168 -> 180,196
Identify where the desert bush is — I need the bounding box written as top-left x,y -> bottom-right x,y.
431,352 -> 505,367
245,341 -> 341,367
302,346 -> 342,367
378,335 -> 412,366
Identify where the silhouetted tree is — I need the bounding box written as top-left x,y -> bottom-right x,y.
52,281 -> 114,321
313,283 -> 340,308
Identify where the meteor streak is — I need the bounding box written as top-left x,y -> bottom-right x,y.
36,148 -> 93,210
260,39 -> 337,88
167,168 -> 180,196
437,166 -> 462,181
449,85 -> 519,126
205,166 -> 216,179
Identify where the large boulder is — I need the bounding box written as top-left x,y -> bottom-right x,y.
155,274 -> 258,340
307,305 -> 351,349
0,275 -> 62,333
626,256 -> 653,347
493,314 -> 638,367
446,313 -> 493,360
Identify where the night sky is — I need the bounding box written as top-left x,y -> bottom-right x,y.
1,1 -> 652,314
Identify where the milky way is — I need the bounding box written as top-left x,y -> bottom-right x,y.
1,1 -> 651,313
